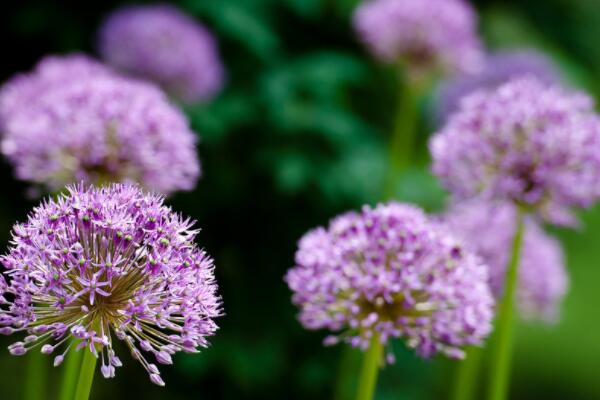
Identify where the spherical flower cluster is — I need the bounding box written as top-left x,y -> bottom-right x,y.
442,201 -> 568,322
436,50 -> 562,123
286,202 -> 494,360
98,4 -> 224,103
430,76 -> 600,225
0,184 -> 221,386
0,54 -> 200,195
353,0 -> 483,77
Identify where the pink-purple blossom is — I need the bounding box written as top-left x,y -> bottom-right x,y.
442,201 -> 568,322
430,76 -> 600,225
0,184 -> 221,385
98,4 -> 224,103
285,202 -> 494,361
436,49 -> 562,123
0,54 -> 200,195
353,0 -> 483,77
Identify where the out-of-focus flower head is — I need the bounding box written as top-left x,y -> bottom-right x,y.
353,0 -> 483,79
442,200 -> 568,322
436,49 -> 562,123
98,4 -> 224,103
0,184 -> 221,386
430,76 -> 600,225
286,202 -> 494,361
0,54 -> 200,195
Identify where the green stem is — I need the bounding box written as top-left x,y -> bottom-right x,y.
382,72 -> 419,200
355,334 -> 384,400
73,349 -> 98,400
58,347 -> 83,400
451,346 -> 482,400
334,347 -> 362,400
486,209 -> 525,400
24,351 -> 47,400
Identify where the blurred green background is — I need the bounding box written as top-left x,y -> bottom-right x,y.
0,0 -> 600,398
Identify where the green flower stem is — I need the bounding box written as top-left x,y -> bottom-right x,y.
382,72 -> 419,200
451,346 -> 482,400
58,346 -> 83,400
24,351 -> 47,400
486,209 -> 525,400
355,334 -> 384,400
334,347 -> 361,400
73,348 -> 98,400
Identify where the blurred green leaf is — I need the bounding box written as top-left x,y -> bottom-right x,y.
185,92 -> 257,141
182,0 -> 280,60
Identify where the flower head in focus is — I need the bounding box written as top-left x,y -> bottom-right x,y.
0,184 -> 221,386
0,54 -> 200,195
443,201 -> 568,322
353,0 -> 483,79
285,202 -> 494,361
436,49 -> 562,123
430,76 -> 600,225
98,4 -> 224,103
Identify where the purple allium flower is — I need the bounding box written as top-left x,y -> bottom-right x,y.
98,4 -> 224,103
436,50 -> 562,123
0,184 -> 221,385
430,76 -> 600,225
442,201 -> 568,322
285,202 -> 494,360
0,54 -> 200,195
353,0 -> 483,78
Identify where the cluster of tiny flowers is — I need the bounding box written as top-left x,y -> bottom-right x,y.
442,201 -> 568,322
353,0 -> 483,77
430,76 -> 600,225
286,202 -> 494,360
436,50 -> 562,123
98,4 -> 224,103
0,184 -> 221,386
0,54 -> 200,195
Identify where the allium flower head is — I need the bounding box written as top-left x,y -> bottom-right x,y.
353,0 -> 483,77
98,4 -> 224,103
0,184 -> 221,385
286,202 -> 494,360
436,50 -> 562,123
0,54 -> 200,195
430,76 -> 600,225
443,201 -> 568,322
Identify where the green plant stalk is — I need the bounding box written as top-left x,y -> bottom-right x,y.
24,351 -> 46,400
334,347 -> 361,400
382,73 -> 419,200
355,334 -> 383,400
451,346 -> 483,400
73,348 -> 98,400
58,346 -> 83,400
486,209 -> 525,400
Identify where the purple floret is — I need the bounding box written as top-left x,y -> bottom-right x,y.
98,4 -> 224,103
430,76 -> 600,225
0,184 -> 221,386
353,0 -> 483,77
436,49 -> 562,123
285,202 -> 494,361
443,200 -> 568,322
0,54 -> 200,195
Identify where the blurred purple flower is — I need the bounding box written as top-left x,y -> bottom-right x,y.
443,201 -> 568,322
285,202 -> 494,360
98,4 -> 224,103
436,50 -> 562,123
0,184 -> 221,385
0,54 -> 200,195
353,0 -> 483,78
430,76 -> 600,225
